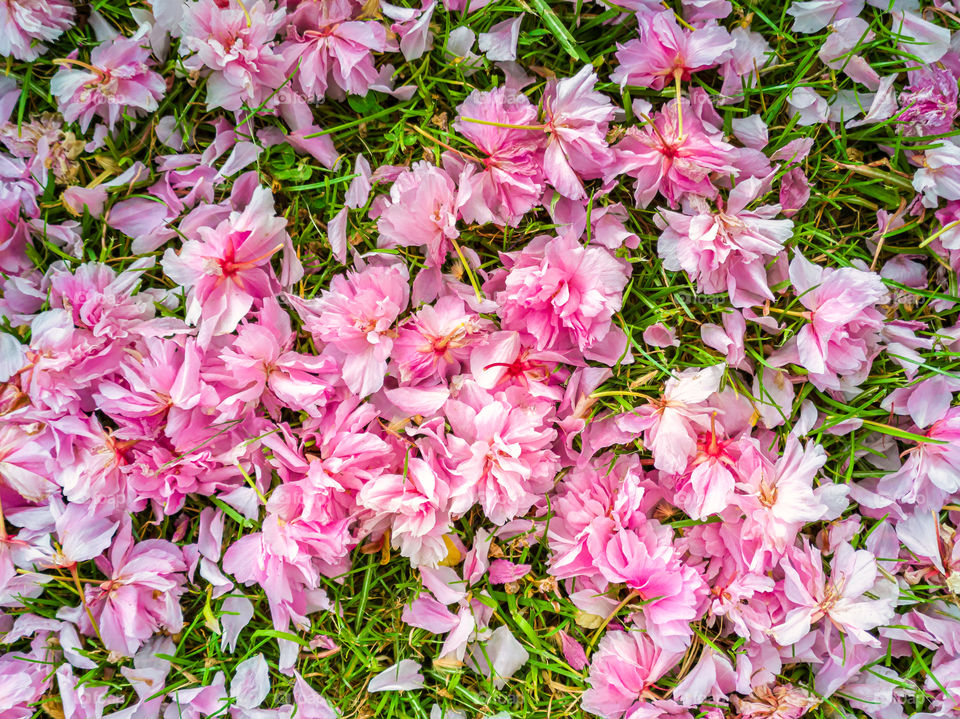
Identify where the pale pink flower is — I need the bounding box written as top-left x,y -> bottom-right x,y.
444,385 -> 559,525
611,11 -> 735,91
490,233 -> 631,365
0,424 -> 55,503
282,0 -> 387,100
161,186 -> 292,344
179,0 -> 290,111
733,683 -> 819,719
772,541 -> 894,646
0,0 -> 74,60
877,405 -> 960,510
610,97 -> 739,208
288,261 -> 409,397
736,437 -> 832,560
51,32 -> 165,132
358,457 -> 452,567
581,630 -> 684,719
81,523 -> 187,657
376,161 -> 463,267
617,364 -> 724,474
451,86 -> 545,226
914,143 -> 960,208
771,253 -> 888,392
542,65 -> 616,200
656,178 -> 793,307
787,0 -> 864,34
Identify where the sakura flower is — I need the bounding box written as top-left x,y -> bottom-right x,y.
81,523 -> 187,657
877,405 -> 960,511
288,261 -> 409,397
770,253 -> 888,392
161,185 -> 292,344
581,630 -> 684,719
597,527 -> 708,649
733,683 -> 818,719
542,66 -> 616,200
490,233 -> 631,365
617,364 -> 724,474
737,436 -> 832,559
451,87 -> 545,226
212,300 -> 338,419
898,67 -> 959,137
787,0 -> 864,34
391,294 -> 490,385
444,385 -> 559,525
358,458 -> 453,567
772,541 -> 894,646
656,178 -> 793,307
179,0 -> 290,111
612,11 -> 735,91
282,0 -> 387,101
610,97 -> 740,208
914,143 -> 960,208
0,0 -> 75,61
376,161 -> 463,267
51,31 -> 166,132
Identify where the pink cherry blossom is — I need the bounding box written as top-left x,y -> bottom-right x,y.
490,233 -> 631,365
179,0 -> 290,111
288,261 -> 409,397
542,66 -> 616,200
0,0 -> 74,60
610,97 -> 740,208
80,523 -> 187,657
161,186 -> 293,344
451,86 -> 545,226
282,0 -> 387,101
656,178 -> 793,307
612,11 -> 735,91
51,32 -> 166,132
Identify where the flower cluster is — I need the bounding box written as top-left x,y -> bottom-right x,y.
2,0 -> 960,718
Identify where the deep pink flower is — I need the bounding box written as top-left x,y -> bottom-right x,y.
288,261 -> 409,397
897,66 -> 958,137
451,87 -> 545,226
656,178 -> 793,307
596,527 -> 708,649
610,97 -> 739,208
180,0 -> 290,111
0,0 -> 74,60
391,294 -> 491,385
542,65 -> 616,200
490,233 -> 631,365
51,32 -> 165,133
282,0 -> 387,101
612,11 -> 735,91
161,186 -> 293,344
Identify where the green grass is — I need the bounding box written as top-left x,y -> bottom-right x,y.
5,1 -> 960,718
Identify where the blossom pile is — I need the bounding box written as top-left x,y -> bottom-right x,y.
2,1 -> 960,718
